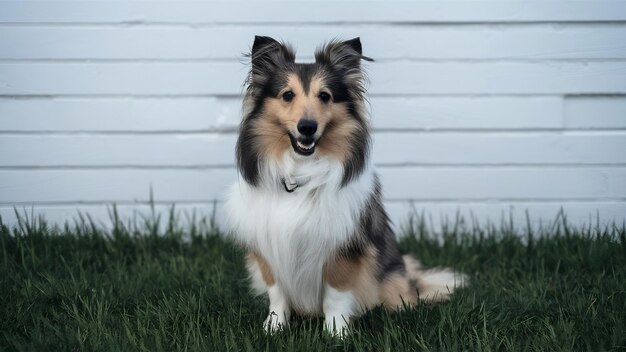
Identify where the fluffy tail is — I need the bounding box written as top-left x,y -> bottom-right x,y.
403,255 -> 467,303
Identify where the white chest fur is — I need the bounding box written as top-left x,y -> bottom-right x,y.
225,154 -> 375,315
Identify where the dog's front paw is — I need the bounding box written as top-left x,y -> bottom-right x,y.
263,311 -> 288,333
324,316 -> 350,338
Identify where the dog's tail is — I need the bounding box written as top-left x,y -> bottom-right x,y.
403,255 -> 467,303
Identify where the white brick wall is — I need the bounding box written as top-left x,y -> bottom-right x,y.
1,1 -> 626,231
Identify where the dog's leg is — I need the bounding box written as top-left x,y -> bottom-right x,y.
323,284 -> 356,337
246,252 -> 290,332
323,248 -> 379,337
264,284 -> 290,333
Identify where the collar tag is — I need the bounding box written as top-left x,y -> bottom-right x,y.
281,178 -> 298,193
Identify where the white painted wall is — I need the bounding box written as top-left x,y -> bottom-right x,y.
1,1 -> 626,232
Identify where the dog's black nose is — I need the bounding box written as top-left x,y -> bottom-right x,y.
297,119 -> 318,136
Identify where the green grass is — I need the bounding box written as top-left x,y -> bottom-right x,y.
1,209 -> 625,351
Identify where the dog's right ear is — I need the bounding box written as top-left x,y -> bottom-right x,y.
249,36 -> 294,84
251,36 -> 280,57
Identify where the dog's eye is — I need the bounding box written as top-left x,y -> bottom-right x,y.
318,92 -> 331,103
282,91 -> 295,102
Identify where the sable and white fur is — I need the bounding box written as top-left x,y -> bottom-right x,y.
225,36 -> 466,336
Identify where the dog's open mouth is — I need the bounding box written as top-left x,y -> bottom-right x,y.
289,134 -> 317,156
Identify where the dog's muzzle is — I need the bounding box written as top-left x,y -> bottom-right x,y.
290,119 -> 318,156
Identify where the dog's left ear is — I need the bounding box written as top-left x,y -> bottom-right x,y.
315,37 -> 373,72
343,37 -> 363,56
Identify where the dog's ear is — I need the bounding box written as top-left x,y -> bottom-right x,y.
249,36 -> 295,84
342,37 -> 363,55
251,36 -> 280,58
315,37 -> 373,72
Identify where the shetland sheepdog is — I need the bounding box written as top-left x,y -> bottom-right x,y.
225,36 -> 466,336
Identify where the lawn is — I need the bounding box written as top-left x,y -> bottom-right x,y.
1,209 -> 625,351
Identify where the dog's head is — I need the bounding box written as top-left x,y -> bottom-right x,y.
237,36 -> 372,187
